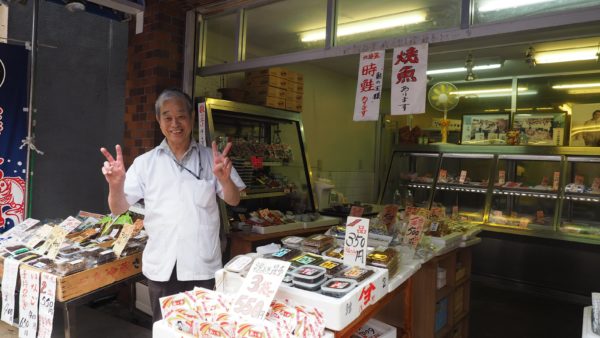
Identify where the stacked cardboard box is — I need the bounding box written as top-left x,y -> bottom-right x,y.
244,67 -> 303,112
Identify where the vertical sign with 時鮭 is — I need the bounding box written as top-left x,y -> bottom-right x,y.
354,50 -> 385,121
343,216 -> 370,267
391,43 -> 428,115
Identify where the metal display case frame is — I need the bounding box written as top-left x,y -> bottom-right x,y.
379,144 -> 600,244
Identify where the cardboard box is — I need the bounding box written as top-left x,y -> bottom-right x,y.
246,67 -> 289,79
286,70 -> 304,83
285,90 -> 303,102
250,95 -> 286,109
251,75 -> 288,90
286,81 -> 304,93
248,85 -> 286,99
1,253 -> 143,301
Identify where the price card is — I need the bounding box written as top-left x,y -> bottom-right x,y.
1,258 -> 20,324
37,273 -> 57,338
250,156 -> 264,169
343,217 -> 370,267
575,175 -> 585,185
350,206 -> 364,217
18,268 -> 40,338
58,216 -> 82,232
403,215 -> 426,249
25,224 -> 53,249
552,172 -> 560,191
498,170 -> 506,185
439,169 -> 447,182
592,177 -> 600,193
45,227 -> 70,259
459,170 -> 468,184
379,205 -> 398,234
112,223 -> 136,257
0,218 -> 40,240
232,258 -> 290,320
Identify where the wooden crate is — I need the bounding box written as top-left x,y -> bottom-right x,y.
1,252 -> 142,302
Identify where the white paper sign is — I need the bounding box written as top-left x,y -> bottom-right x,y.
0,218 -> 40,240
25,224 -> 53,249
1,258 -> 20,325
353,50 -> 385,121
232,258 -> 290,320
404,215 -> 426,248
343,216 -> 370,267
391,43 -> 428,115
37,273 -> 57,338
198,102 -> 207,146
112,223 -> 136,257
44,227 -> 70,260
18,269 -> 40,338
58,216 -> 82,232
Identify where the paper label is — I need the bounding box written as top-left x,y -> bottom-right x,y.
459,170 -> 467,184
58,216 -> 82,232
44,227 -> 70,259
552,172 -> 560,191
343,217 -> 370,267
0,218 -> 40,240
592,177 -> 600,193
232,258 -> 290,320
379,205 -> 398,234
1,258 -> 20,324
18,269 -> 40,338
198,102 -> 207,146
112,223 -> 136,257
404,215 -> 425,248
25,224 -> 53,249
439,169 -> 447,181
37,273 -> 57,338
498,170 -> 506,185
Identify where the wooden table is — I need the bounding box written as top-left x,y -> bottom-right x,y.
228,225 -> 333,257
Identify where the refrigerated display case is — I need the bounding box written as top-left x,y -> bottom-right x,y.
380,144 -> 600,244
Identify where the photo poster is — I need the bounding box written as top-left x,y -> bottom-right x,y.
513,113 -> 565,145
0,44 -> 29,233
571,103 -> 600,146
461,114 -> 509,145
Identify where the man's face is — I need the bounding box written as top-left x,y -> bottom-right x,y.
157,98 -> 193,146
594,111 -> 600,120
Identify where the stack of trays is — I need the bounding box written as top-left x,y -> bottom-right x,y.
232,158 -> 253,186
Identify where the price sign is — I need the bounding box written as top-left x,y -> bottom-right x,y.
350,206 -> 364,217
498,170 -> 506,185
58,216 -> 82,232
403,215 -> 426,249
1,258 -> 20,325
593,177 -> 600,193
343,217 -> 370,267
439,169 -> 447,182
232,258 -> 290,320
552,172 -> 560,191
112,223 -> 136,257
379,205 -> 398,234
25,224 -> 53,249
250,156 -> 264,169
0,218 -> 40,240
459,170 -> 467,184
45,227 -> 70,259
37,273 -> 57,338
18,268 -> 40,338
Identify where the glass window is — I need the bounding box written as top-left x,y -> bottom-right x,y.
204,13 -> 237,66
561,157 -> 600,239
336,0 -> 461,46
473,0 -> 600,25
245,0 -> 327,59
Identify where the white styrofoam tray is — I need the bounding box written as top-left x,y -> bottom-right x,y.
388,259 -> 421,293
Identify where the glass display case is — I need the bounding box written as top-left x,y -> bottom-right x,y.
380,144 -> 600,244
201,98 -> 316,232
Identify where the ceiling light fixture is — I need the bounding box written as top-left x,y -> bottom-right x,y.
65,0 -> 86,12
552,82 -> 600,89
426,64 -> 501,75
478,0 -> 554,12
464,53 -> 476,81
300,11 -> 426,42
451,87 -> 536,98
535,46 -> 599,64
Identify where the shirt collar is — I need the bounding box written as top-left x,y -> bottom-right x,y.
157,138 -> 199,162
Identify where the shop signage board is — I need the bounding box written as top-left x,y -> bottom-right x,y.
197,102 -> 207,146
1,258 -> 20,324
18,268 -> 40,338
232,258 -> 290,320
344,217 -> 370,267
391,43 -> 428,115
37,273 -> 57,338
353,50 -> 385,121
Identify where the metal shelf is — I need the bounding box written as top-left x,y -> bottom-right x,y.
435,183 -> 487,194
493,187 -> 558,199
240,191 -> 288,200
405,183 -> 433,190
564,193 -> 600,203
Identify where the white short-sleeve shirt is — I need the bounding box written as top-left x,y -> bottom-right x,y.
124,139 -> 246,282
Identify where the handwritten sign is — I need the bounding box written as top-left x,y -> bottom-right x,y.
18,268 -> 40,338
439,169 -> 447,182
1,258 -> 20,325
112,223 -> 136,257
391,43 -> 428,115
404,215 -> 426,248
552,172 -> 560,191
354,50 -> 385,121
232,258 -> 290,320
45,227 -> 70,259
25,224 -> 53,249
459,170 -> 467,184
198,102 -> 207,146
343,217 -> 370,267
498,170 -> 506,185
593,177 -> 600,193
37,273 -> 57,338
379,205 -> 398,235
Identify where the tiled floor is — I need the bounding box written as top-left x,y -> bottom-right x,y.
0,279 -> 586,337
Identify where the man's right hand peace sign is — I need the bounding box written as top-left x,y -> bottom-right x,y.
100,145 -> 126,188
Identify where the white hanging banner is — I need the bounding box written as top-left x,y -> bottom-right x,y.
353,50 -> 385,121
37,273 -> 57,338
18,268 -> 40,338
197,102 -> 207,146
1,258 -> 20,325
391,43 -> 429,115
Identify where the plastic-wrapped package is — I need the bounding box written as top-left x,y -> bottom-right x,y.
55,258 -> 86,276
318,260 -> 346,277
320,278 -> 357,298
336,266 -> 374,282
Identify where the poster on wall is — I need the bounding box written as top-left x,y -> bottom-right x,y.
0,44 -> 29,233
513,113 -> 565,145
461,114 -> 509,145
353,50 -> 385,121
390,43 -> 428,115
570,103 -> 600,146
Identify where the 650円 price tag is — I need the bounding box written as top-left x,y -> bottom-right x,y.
232,258 -> 290,320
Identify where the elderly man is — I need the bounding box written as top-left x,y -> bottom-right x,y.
100,88 -> 245,322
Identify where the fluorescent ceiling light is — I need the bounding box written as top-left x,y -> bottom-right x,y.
478,0 -> 554,12
300,11 -> 426,42
427,64 -> 501,75
451,87 -> 536,98
552,82 -> 600,89
536,47 -> 598,64
567,88 -> 600,95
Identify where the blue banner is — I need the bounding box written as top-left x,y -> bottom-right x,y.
0,44 -> 28,233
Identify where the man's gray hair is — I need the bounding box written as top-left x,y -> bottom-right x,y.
155,88 -> 193,117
